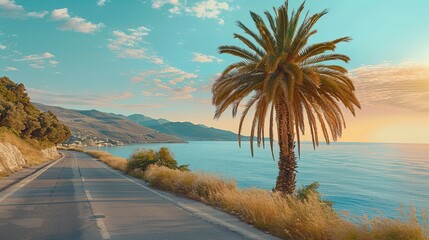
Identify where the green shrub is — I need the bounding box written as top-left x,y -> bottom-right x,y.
295,182 -> 334,208
127,147 -> 189,173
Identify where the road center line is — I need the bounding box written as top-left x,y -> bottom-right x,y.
76,158 -> 111,240
96,217 -> 111,240
84,190 -> 93,201
84,188 -> 110,240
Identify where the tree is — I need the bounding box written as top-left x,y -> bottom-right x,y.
212,1 -> 360,194
0,77 -> 71,145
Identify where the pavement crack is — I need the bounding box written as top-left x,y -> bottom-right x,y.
49,158 -> 67,199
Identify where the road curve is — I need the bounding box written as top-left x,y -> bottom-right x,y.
0,150 -> 278,240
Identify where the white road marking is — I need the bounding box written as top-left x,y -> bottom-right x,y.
0,156 -> 64,203
96,217 -> 111,240
84,190 -> 93,201
93,160 -> 268,240
76,156 -> 111,240
84,190 -> 110,239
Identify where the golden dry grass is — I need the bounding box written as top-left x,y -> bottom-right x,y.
84,150 -> 128,172
0,130 -> 46,166
65,148 -> 128,172
144,165 -> 429,240
82,149 -> 429,240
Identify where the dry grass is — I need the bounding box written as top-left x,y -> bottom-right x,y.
81,149 -> 429,240
0,129 -> 46,166
84,150 -> 128,172
64,147 -> 128,172
144,165 -> 429,240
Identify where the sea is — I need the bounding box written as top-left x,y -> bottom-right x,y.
95,141 -> 429,219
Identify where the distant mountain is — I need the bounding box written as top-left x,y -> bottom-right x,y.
127,114 -> 248,141
34,103 -> 249,143
34,103 -> 184,145
128,114 -> 170,128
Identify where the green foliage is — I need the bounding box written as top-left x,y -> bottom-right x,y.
295,182 -> 333,208
127,147 -> 189,173
0,77 -> 71,144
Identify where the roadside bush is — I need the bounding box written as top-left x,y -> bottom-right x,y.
126,147 -> 189,173
295,182 -> 334,208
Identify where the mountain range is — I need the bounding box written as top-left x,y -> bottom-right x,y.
128,114 -> 246,141
34,103 -> 184,145
34,103 -> 246,144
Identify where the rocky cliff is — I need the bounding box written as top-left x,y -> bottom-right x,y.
0,142 -> 26,173
0,143 -> 60,175
41,146 -> 61,160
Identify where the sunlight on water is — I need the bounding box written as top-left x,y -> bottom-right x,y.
97,141 -> 429,218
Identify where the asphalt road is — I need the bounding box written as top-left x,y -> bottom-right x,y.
0,151 -> 277,240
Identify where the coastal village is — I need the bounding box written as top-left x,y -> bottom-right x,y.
61,131 -> 124,148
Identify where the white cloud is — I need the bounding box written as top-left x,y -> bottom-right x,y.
0,44 -> 5,50
190,0 -> 229,24
163,67 -> 198,85
17,52 -> 54,61
97,0 -> 107,6
119,48 -> 146,59
152,0 -> 179,9
109,91 -> 134,100
152,57 -> 164,64
169,6 -> 181,14
108,26 -> 164,64
27,11 -> 48,18
170,85 -> 196,99
0,0 -> 48,18
14,52 -> 57,69
108,26 -> 149,59
109,26 -> 150,49
151,0 -> 230,24
350,62 -> 429,112
51,8 -> 69,20
131,66 -> 198,99
51,8 -> 103,33
29,61 -> 45,69
0,0 -> 24,18
142,91 -> 152,96
4,66 -> 17,71
192,52 -> 222,63
154,81 -> 196,99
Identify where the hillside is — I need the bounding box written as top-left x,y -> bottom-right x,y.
0,77 -> 66,175
128,114 -> 170,128
0,77 -> 70,145
127,114 -> 249,141
34,104 -> 185,145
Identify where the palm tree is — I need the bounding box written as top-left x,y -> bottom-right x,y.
212,1 -> 360,195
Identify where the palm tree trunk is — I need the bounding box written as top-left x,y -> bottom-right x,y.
275,94 -> 297,195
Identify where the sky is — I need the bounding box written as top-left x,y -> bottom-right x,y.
0,0 -> 428,144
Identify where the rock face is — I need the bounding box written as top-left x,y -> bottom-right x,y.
0,143 -> 59,174
41,147 -> 61,160
0,142 -> 26,173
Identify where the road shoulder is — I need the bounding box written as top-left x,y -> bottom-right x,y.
0,152 -> 64,192
91,155 -> 280,240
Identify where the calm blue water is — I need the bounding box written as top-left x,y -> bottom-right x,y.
96,141 -> 429,219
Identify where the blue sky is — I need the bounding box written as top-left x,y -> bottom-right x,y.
1,0 -> 429,143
